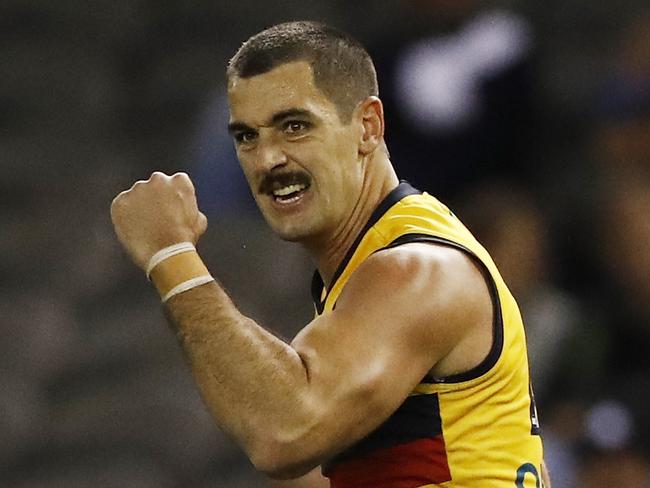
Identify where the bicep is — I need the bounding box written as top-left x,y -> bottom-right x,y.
290,244 -> 479,452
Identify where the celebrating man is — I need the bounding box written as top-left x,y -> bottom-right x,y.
111,21 -> 548,487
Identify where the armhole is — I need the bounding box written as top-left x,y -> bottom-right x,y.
382,233 -> 504,384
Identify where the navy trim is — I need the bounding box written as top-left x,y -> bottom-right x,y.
323,393 -> 443,473
311,181 -> 421,314
310,272 -> 325,314
529,382 -> 541,436
382,233 -> 504,384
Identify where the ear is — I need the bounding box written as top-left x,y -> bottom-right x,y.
356,96 -> 385,156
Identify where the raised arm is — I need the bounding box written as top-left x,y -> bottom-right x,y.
110,172 -> 492,478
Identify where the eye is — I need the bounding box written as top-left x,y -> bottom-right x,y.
283,120 -> 310,135
234,130 -> 257,144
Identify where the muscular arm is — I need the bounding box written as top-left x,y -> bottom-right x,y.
164,281 -> 307,471
110,173 -> 492,478
164,243 -> 488,477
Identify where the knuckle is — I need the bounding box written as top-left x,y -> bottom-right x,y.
110,194 -> 126,220
172,172 -> 191,185
147,171 -> 169,185
170,172 -> 193,193
130,180 -> 145,191
112,190 -> 127,206
173,172 -> 195,191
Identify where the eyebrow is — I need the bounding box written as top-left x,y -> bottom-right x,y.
228,108 -> 314,135
270,108 -> 313,125
227,121 -> 252,135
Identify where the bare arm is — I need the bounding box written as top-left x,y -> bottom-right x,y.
163,242 -> 481,477
110,172 -> 491,478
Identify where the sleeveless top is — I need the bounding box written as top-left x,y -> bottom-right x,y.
313,182 -> 544,488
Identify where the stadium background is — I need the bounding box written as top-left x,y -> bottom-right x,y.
1,0 -> 649,486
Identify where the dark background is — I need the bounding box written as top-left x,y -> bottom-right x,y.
2,1 -> 649,486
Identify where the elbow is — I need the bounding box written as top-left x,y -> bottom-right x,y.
246,396 -> 329,478
249,440 -> 318,480
249,438 -> 319,480
249,376 -> 386,478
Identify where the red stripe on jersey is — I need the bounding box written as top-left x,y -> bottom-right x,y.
326,436 -> 452,488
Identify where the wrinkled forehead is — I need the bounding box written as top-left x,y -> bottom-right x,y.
227,61 -> 338,125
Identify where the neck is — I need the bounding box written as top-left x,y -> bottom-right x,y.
305,151 -> 399,287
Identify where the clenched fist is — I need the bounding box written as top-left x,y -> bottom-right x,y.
110,172 -> 208,271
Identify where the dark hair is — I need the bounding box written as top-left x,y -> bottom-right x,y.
227,21 -> 378,123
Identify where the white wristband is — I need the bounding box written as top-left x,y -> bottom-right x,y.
162,275 -> 215,302
146,242 -> 196,279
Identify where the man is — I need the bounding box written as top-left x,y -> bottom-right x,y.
111,21 -> 549,487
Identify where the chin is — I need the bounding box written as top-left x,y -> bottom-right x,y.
272,225 -> 313,243
266,218 -> 321,243
256,199 -> 325,243
276,232 -> 306,243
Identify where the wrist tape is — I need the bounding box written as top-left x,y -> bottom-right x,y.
146,242 -> 214,302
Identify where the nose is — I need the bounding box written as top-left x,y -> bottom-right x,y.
255,130 -> 287,173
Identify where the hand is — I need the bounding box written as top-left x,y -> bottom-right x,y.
110,172 -> 208,271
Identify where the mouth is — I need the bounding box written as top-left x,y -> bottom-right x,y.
259,172 -> 312,205
272,183 -> 310,204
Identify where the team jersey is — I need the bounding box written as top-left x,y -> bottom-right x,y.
313,182 -> 544,488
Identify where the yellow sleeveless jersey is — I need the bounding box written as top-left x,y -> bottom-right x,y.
314,183 -> 544,488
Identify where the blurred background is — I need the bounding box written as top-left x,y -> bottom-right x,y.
1,0 -> 649,486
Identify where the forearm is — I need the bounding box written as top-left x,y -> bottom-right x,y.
164,280 -> 315,469
110,173 -> 325,475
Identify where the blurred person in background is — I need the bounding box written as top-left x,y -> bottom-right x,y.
584,9 -> 650,422
457,183 -> 601,405
369,0 -> 537,202
574,399 -> 650,488
594,11 -> 650,183
577,447 -> 650,488
111,21 -> 549,487
535,12 -> 650,487
599,182 -> 650,379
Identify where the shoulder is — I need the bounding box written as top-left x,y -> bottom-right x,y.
341,241 -> 489,309
335,241 -> 492,353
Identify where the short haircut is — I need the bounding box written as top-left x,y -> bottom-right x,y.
227,21 -> 378,123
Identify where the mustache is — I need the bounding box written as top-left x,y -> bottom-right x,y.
258,171 -> 311,195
